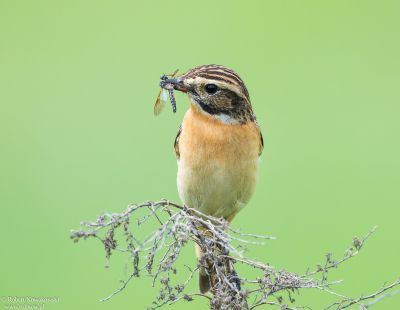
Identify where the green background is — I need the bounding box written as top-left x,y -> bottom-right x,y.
1,1 -> 399,309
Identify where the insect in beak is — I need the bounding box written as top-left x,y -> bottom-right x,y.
153,69 -> 179,115
160,78 -> 188,93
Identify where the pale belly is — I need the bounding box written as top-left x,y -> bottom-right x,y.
176,107 -> 261,221
177,157 -> 258,220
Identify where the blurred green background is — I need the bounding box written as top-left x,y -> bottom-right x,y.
1,1 -> 399,309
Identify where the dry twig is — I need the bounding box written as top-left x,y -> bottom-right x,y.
71,200 -> 400,309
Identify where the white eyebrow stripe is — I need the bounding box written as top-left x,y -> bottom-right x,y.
185,77 -> 245,98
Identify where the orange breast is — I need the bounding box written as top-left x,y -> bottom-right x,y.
176,104 -> 261,221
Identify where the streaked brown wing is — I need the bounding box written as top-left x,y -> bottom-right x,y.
254,120 -> 264,156
258,130 -> 264,156
174,125 -> 182,159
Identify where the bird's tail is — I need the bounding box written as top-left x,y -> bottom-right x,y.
195,243 -> 212,293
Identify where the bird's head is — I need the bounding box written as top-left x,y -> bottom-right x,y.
161,65 -> 255,124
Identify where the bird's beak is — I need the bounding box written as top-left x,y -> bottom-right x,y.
160,78 -> 190,93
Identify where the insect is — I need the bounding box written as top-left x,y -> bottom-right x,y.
154,69 -> 179,115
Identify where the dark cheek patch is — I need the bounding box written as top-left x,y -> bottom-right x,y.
223,90 -> 242,107
191,88 -> 252,123
215,93 -> 233,109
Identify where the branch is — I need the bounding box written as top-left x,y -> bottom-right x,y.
71,200 -> 400,309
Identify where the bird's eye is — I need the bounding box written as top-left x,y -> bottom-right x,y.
204,84 -> 218,94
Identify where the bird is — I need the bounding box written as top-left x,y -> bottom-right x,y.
162,64 -> 263,293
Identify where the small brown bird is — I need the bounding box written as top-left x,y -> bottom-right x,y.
162,64 -> 263,293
